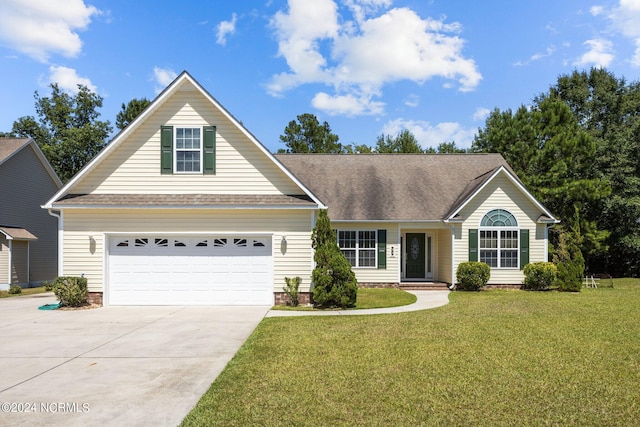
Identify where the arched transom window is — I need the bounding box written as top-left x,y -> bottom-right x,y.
480,209 -> 519,268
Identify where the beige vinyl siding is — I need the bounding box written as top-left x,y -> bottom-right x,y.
71,85 -> 301,196
0,236 -> 8,285
62,209 -> 314,293
454,173 -> 547,285
436,228 -> 453,284
0,144 -> 59,282
333,222 -> 399,284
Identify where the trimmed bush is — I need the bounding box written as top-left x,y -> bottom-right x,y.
456,262 -> 490,291
311,210 -> 357,308
8,284 -> 22,294
283,276 -> 301,306
523,262 -> 558,291
53,276 -> 88,307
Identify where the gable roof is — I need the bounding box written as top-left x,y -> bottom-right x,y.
445,165 -> 559,223
43,71 -> 325,209
275,153 -> 557,222
0,138 -> 62,188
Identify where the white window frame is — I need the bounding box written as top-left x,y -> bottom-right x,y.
337,229 -> 377,268
479,209 -> 519,269
174,127 -> 203,173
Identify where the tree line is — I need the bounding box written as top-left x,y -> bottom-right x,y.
2,68 -> 638,276
278,112 -> 466,154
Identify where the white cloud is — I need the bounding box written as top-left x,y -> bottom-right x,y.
530,46 -> 556,61
216,13 -> 237,46
312,91 -> 384,116
590,5 -> 604,16
599,1 -> 640,66
268,1 -> 481,116
381,118 -> 477,149
403,94 -> 419,108
472,107 -> 490,122
46,65 -> 96,93
152,67 -> 178,93
574,38 -> 614,67
0,0 -> 101,62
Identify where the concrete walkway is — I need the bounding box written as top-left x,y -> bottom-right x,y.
265,290 -> 450,317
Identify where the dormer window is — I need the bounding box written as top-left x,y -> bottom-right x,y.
160,125 -> 216,175
175,128 -> 202,173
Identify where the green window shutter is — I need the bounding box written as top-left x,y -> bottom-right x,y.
377,229 -> 387,269
160,126 -> 173,174
469,229 -> 478,262
203,125 -> 216,174
520,229 -> 530,270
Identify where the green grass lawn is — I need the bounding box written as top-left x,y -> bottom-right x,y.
0,286 -> 48,298
273,287 -> 417,310
183,278 -> 640,426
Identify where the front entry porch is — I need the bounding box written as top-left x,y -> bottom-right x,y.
401,231 -> 434,282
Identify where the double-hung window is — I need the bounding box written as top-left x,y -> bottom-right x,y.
479,209 -> 519,268
175,127 -> 202,173
337,230 -> 376,268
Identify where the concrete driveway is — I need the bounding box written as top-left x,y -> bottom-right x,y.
0,293 -> 269,427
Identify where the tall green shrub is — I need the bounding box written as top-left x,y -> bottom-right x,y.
523,262 -> 557,290
311,210 -> 357,308
553,226 -> 584,292
456,262 -> 490,291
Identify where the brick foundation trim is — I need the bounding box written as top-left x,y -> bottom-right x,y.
357,282 -> 400,289
87,292 -> 103,306
274,292 -> 313,306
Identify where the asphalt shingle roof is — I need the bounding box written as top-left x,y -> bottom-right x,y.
0,138 -> 29,164
275,153 -> 513,221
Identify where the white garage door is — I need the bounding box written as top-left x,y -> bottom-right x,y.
107,235 -> 273,306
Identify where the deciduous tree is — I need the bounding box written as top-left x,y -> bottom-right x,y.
11,84 -> 112,182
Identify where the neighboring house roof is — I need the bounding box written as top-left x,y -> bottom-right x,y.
52,193 -> 316,208
0,138 -> 62,188
275,153 -> 557,222
43,71 -> 324,210
0,226 -> 38,240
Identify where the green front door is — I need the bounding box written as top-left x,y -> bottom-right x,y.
406,233 -> 425,279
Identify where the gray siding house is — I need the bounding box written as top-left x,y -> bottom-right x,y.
0,138 -> 62,289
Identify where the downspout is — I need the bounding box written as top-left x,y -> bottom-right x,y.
48,209 -> 63,277
450,224 -> 455,289
27,241 -> 30,285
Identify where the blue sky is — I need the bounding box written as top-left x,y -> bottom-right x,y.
1,0 -> 640,152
